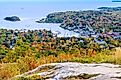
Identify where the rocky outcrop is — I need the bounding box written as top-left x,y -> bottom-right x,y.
4,16 -> 21,22
36,18 -> 46,23
13,62 -> 121,80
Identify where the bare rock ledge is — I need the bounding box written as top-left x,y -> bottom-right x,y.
13,62 -> 121,80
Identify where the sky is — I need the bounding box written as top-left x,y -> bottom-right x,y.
0,0 -> 114,2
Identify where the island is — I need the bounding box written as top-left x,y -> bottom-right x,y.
4,16 -> 21,22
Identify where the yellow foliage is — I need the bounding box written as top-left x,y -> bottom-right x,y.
0,63 -> 20,80
114,48 -> 121,64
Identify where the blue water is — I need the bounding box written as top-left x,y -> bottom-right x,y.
0,1 -> 120,37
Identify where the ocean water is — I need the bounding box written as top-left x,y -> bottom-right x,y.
0,1 -> 121,37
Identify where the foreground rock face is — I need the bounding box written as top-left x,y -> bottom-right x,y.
13,62 -> 121,80
4,16 -> 21,22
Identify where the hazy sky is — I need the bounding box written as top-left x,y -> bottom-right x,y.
0,0 -> 113,2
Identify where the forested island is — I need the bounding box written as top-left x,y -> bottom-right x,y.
0,7 -> 121,80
